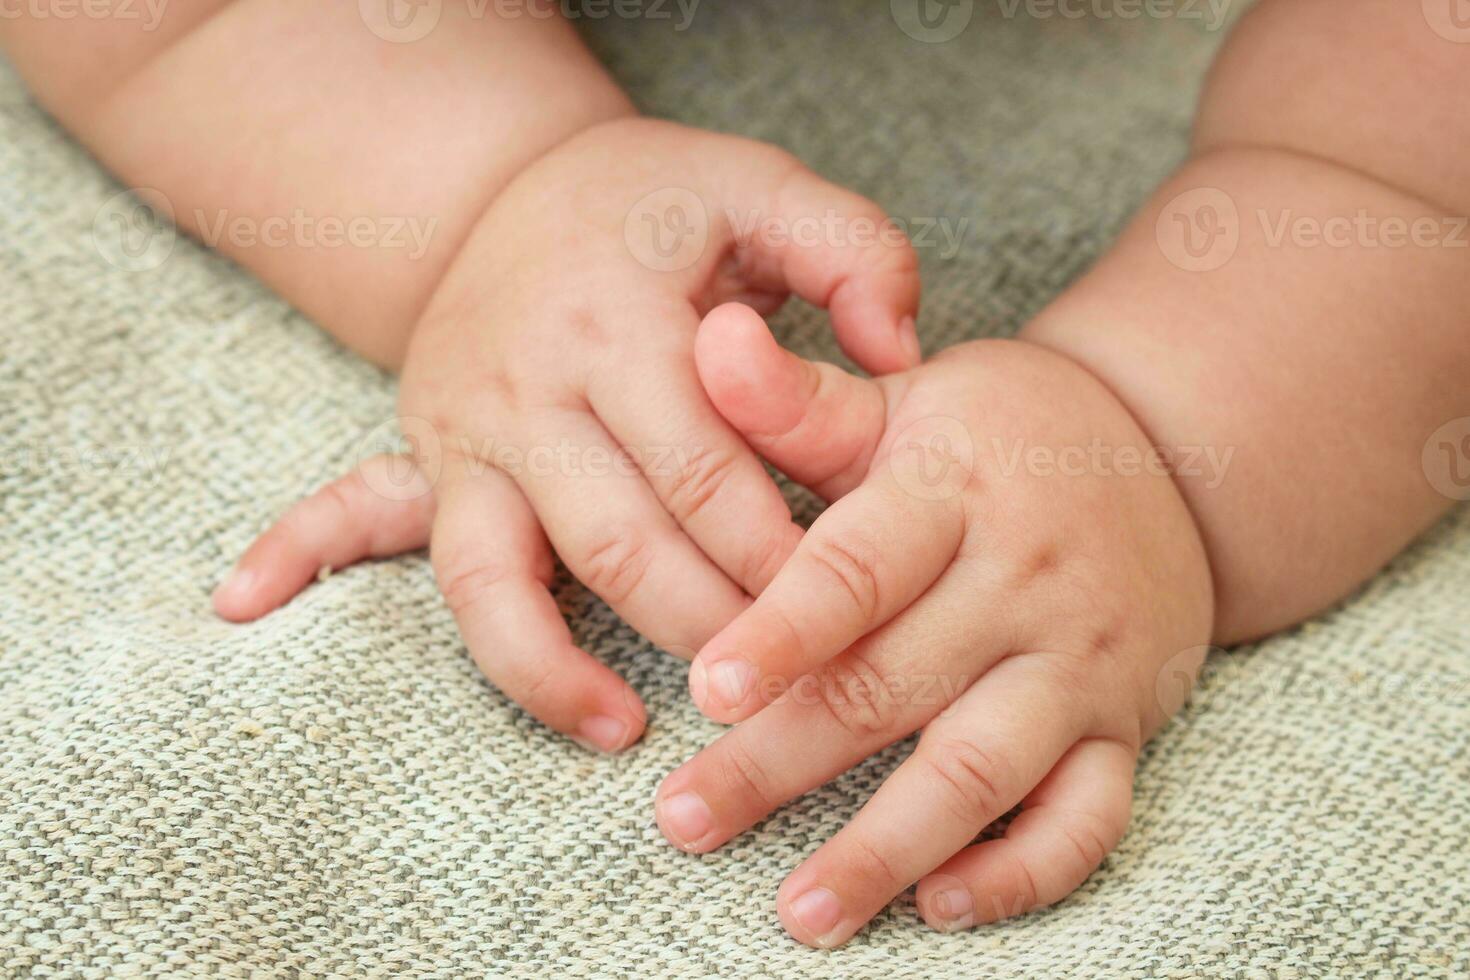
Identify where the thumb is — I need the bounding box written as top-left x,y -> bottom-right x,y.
696,303 -> 888,501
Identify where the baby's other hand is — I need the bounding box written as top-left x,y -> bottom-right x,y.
656,304 -> 1214,945
211,121 -> 921,753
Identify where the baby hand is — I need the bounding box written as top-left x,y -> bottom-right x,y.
656,304 -> 1215,945
211,120 -> 921,754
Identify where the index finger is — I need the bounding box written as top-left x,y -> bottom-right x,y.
588,346 -> 804,598
689,468 -> 966,722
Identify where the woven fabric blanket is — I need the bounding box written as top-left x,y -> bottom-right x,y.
2,3 -> 1467,976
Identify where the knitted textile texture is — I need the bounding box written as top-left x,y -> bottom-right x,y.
2,4 -> 1468,977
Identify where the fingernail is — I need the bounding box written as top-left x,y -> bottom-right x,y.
576,715 -> 631,753
657,791 -> 713,850
789,887 -> 844,946
928,886 -> 974,932
690,658 -> 755,714
688,659 -> 710,707
708,660 -> 754,708
898,315 -> 922,366
212,567 -> 255,607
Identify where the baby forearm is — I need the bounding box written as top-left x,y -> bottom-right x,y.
1023,0 -> 1470,644
1,1 -> 634,367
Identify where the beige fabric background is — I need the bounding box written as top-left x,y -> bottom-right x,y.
3,3 -> 1468,976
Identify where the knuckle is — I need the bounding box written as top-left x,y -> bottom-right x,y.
754,144 -> 805,187
311,476 -> 359,526
362,452 -> 433,500
562,304 -> 608,346
508,657 -> 561,720
436,436 -> 486,476
577,526 -> 652,607
843,193 -> 919,267
1082,616 -> 1131,667
738,521 -> 799,595
663,444 -> 738,524
1011,541 -> 1063,590
489,341 -> 572,407
1047,617 -> 1136,713
810,650 -> 899,740
1029,651 -> 1099,714
716,738 -> 778,813
802,535 -> 882,622
1069,578 -> 1134,657
843,834 -> 905,895
1058,809 -> 1116,870
917,733 -> 1017,825
435,560 -> 516,618
281,475 -> 364,553
1058,580 -> 1133,664
1003,851 -> 1043,917
877,219 -> 920,268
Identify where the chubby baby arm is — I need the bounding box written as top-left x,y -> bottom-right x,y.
1,1 -> 636,368
1027,0 -> 1470,643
